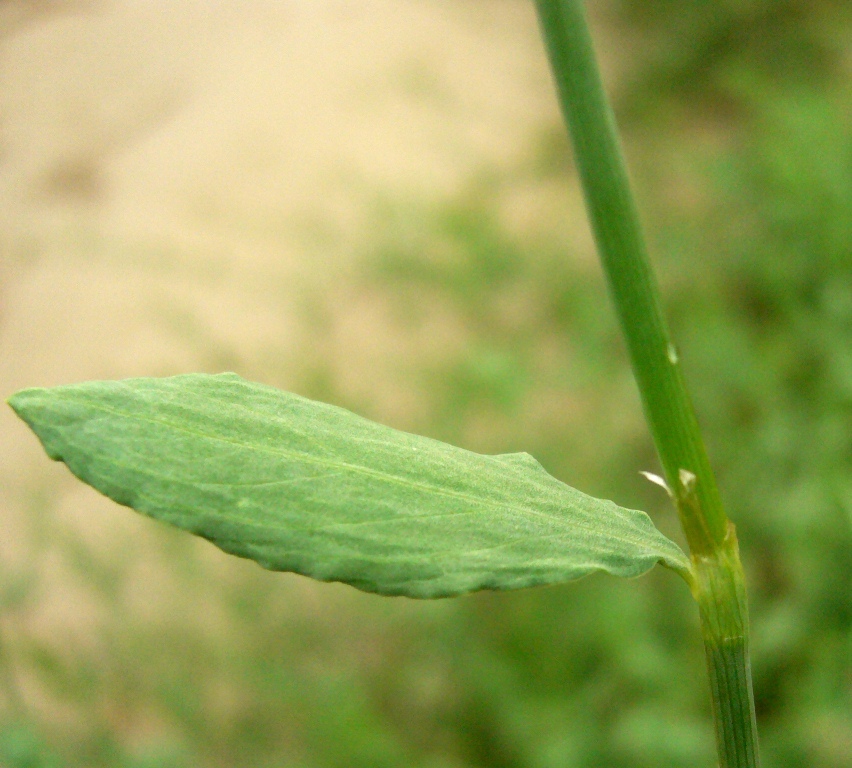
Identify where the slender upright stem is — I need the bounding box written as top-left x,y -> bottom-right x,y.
533,2 -> 760,766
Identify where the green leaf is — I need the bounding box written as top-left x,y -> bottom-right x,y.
8,373 -> 689,597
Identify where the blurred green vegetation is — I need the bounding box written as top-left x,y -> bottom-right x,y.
3,1 -> 852,766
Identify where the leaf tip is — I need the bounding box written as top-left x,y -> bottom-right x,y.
7,386 -> 70,463
7,387 -> 43,423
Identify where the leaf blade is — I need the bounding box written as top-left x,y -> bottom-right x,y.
8,373 -> 689,597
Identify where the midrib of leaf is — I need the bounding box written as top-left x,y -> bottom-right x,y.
53,393 -> 676,560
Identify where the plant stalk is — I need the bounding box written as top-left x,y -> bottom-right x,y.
533,1 -> 760,766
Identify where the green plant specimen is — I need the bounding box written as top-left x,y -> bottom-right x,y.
535,2 -> 759,764
6,374 -> 689,598
7,1 -> 760,766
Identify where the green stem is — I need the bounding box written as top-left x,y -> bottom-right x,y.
534,1 -> 760,766
535,0 -> 724,555
694,525 -> 760,768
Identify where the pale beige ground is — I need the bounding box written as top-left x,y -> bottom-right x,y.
0,0 -> 584,725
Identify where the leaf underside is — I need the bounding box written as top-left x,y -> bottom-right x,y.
8,373 -> 689,597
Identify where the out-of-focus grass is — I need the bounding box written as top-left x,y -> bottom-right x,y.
3,2 -> 852,766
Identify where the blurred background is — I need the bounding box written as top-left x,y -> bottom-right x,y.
2,1 -> 852,766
